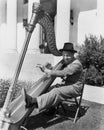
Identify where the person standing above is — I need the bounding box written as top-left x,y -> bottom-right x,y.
22,42 -> 83,112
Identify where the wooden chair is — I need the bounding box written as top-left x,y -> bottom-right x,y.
56,69 -> 87,123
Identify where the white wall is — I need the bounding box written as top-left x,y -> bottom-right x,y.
70,0 -> 97,47
78,8 -> 104,46
78,10 -> 98,45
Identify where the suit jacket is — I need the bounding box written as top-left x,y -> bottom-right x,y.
49,59 -> 83,86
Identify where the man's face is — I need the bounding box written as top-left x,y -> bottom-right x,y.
62,51 -> 74,64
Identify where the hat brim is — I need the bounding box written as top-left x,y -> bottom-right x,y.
59,49 -> 77,53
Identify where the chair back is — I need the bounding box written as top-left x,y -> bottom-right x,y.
80,69 -> 87,94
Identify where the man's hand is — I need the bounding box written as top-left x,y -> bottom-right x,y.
45,62 -> 53,70
36,64 -> 51,77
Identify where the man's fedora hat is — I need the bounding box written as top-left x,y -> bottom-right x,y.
59,42 -> 77,53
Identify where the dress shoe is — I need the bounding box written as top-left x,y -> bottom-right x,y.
22,88 -> 35,108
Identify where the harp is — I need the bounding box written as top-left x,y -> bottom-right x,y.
8,60 -> 63,130
0,3 -> 62,130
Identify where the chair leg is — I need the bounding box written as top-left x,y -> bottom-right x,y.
20,126 -> 28,130
73,106 -> 80,123
75,98 -> 79,107
60,102 -> 66,113
56,100 -> 82,123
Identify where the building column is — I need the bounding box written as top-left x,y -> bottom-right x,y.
28,0 -> 40,53
55,0 -> 71,49
6,0 -> 17,53
0,0 -> 5,25
97,0 -> 104,36
0,0 -> 6,53
54,0 -> 71,65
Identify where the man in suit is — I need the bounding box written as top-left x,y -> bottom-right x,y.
22,42 -> 83,112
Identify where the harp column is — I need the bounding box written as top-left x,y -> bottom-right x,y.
6,0 -> 17,53
54,0 -> 71,65
55,0 -> 71,49
28,0 -> 40,53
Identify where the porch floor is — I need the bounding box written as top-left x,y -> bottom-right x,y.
25,100 -> 104,130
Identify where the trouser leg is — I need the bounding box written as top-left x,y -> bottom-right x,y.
37,85 -> 79,111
